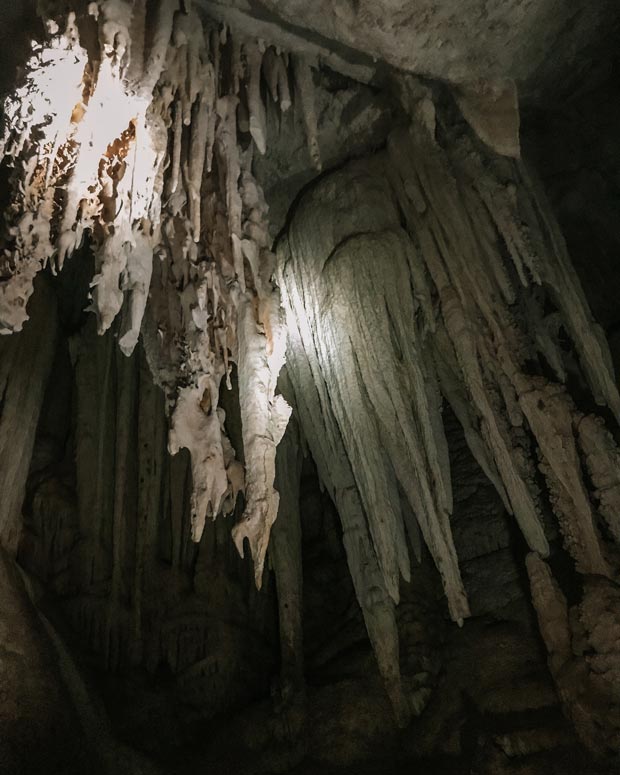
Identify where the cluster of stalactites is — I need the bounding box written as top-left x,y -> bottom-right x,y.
384,93 -> 620,589
277,85 -> 620,719
0,0 -> 328,579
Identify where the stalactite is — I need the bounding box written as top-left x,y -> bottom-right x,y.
0,1 -> 313,584
277,156 -> 468,624
263,47 -> 292,113
5,4 -> 620,751
515,380 -> 608,576
277,81 -> 620,714
0,13 -> 87,333
279,271 -> 409,724
245,40 -> 268,155
169,378 -> 229,542
386,120 -> 549,561
232,290 -> 292,585
118,227 -> 155,356
384,93 -> 620,584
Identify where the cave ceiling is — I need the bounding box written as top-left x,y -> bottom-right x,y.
201,0 -> 620,96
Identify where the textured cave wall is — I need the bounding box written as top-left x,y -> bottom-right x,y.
524,59 -> 620,345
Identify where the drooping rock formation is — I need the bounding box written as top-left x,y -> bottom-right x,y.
277,80 -> 620,725
0,1 -> 307,585
0,2 -> 620,774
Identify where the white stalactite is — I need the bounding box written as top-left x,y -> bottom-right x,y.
277,85 -> 620,713
0,2 -> 299,586
279,297 -> 410,723
232,290 -> 292,586
169,377 -> 229,542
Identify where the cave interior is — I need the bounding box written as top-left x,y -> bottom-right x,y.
1,2 -> 620,774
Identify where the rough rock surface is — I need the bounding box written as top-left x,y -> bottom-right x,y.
205,0 -> 620,94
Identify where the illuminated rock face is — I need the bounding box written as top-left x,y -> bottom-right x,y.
277,100 -> 620,727
0,2 -> 620,773
0,2 -> 299,579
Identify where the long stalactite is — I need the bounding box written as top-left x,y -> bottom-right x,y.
277,82 -> 620,719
